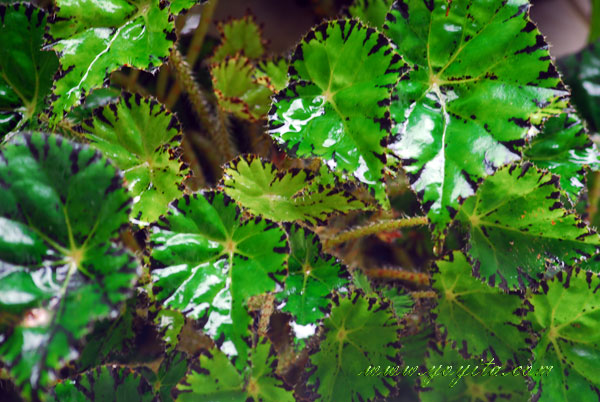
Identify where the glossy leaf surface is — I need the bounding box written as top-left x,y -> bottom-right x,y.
348,0 -> 393,29
307,291 -> 400,401
212,15 -> 266,62
82,93 -> 189,225
432,252 -> 529,365
269,19 -> 407,206
458,163 -> 600,291
528,267 -> 600,401
150,191 -> 288,368
0,133 -> 138,398
48,0 -> 175,115
525,113 -> 599,202
222,155 -> 364,224
0,4 -> 58,138
385,0 -> 567,235
155,308 -> 185,353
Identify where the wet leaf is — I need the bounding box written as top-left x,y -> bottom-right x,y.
306,291 -> 401,401
458,163 -> 600,291
212,15 -> 266,62
431,252 -> 530,366
222,155 -> 365,224
177,338 -> 294,401
0,4 -> 58,138
385,0 -> 567,236
0,133 -> 138,399
52,365 -> 154,401
149,191 -> 288,369
256,57 -> 289,91
348,0 -> 393,29
48,0 -> 175,115
268,19 -> 408,207
140,351 -> 188,402
82,92 -> 189,225
527,267 -> 600,401
525,113 -> 599,202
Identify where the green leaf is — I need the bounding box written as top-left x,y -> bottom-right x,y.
558,42 -> 600,133
140,351 -> 188,402
276,224 -> 349,343
211,56 -> 273,121
268,19 -> 407,207
48,0 -> 175,115
348,0 -> 393,29
307,291 -> 401,401
149,191 -> 288,369
378,284 -> 413,319
170,0 -> 206,15
212,15 -> 266,62
222,155 -> 365,224
82,92 -> 189,225
0,4 -> 58,138
256,57 -> 289,91
53,365 -> 154,401
524,113 -> 599,202
527,267 -> 600,401
66,87 -> 120,125
431,252 -> 530,365
155,308 -> 185,353
418,342 -> 528,401
177,338 -> 294,401
458,163 -> 600,291
0,133 -> 138,398
385,0 -> 568,235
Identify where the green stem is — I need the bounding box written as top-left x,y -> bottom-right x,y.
590,0 -> 600,43
323,216 -> 428,249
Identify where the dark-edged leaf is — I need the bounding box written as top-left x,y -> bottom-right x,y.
149,191 -> 288,369
431,252 -> 530,366
66,87 -> 120,125
211,15 -> 266,62
177,338 -> 294,401
0,4 -> 58,138
276,224 -> 349,344
525,113 -> 599,202
457,163 -> 600,291
256,57 -> 289,91
385,0 -> 568,236
306,291 -> 401,401
170,0 -> 206,14
222,155 -> 365,224
140,351 -> 188,402
348,0 -> 393,29
155,308 -> 185,353
48,0 -> 175,115
82,93 -> 189,225
527,267 -> 600,401
211,56 -> 273,121
378,284 -> 413,319
268,19 -> 408,207
52,365 -> 154,401
0,133 -> 138,398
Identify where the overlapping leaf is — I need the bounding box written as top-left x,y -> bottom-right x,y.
306,291 -> 401,401
527,267 -> 600,401
525,113 -> 599,202
53,365 -> 154,401
82,93 -> 189,225
348,0 -> 393,29
458,162 -> 600,291
0,4 -> 58,138
256,57 -> 289,91
48,0 -> 175,115
150,191 -> 288,369
385,0 -> 567,235
268,19 -> 407,206
170,0 -> 206,15
0,133 -> 138,398
222,155 -> 365,224
431,252 -> 530,366
212,15 -> 266,62
139,351 -> 188,402
155,308 -> 185,353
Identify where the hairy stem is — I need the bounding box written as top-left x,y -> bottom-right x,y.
365,267 -> 430,286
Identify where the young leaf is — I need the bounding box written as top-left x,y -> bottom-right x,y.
457,163 -> 600,291
385,0 -> 567,235
222,155 -> 365,224
82,92 -> 189,225
524,113 -> 599,202
527,267 -> 600,401
212,15 -> 266,62
268,19 -> 408,207
139,351 -> 188,402
306,291 -> 401,401
149,191 -> 288,369
0,133 -> 138,398
256,57 -> 289,91
210,56 -> 273,121
52,365 -> 154,401
431,252 -> 530,366
177,338 -> 294,401
276,224 -> 350,343
155,308 -> 185,353
348,0 -> 394,29
48,0 -> 175,115
0,4 -> 58,138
